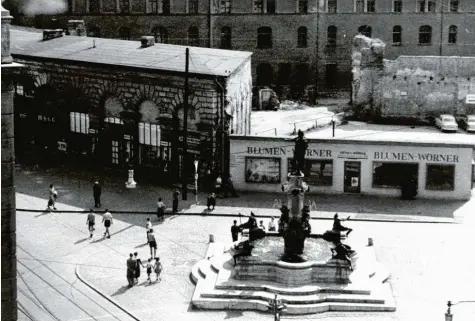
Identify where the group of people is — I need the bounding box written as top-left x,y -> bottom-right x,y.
86,208 -> 113,239
126,252 -> 163,287
230,216 -> 278,242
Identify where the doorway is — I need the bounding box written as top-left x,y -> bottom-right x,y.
344,161 -> 361,193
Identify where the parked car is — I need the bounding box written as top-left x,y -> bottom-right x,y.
456,114 -> 475,132
435,114 -> 458,132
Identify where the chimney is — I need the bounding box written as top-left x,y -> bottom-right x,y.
141,36 -> 155,48
43,29 -> 64,41
67,20 -> 87,37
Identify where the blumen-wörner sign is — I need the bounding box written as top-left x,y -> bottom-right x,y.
374,152 -> 459,163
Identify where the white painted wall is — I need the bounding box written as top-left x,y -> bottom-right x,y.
230,136 -> 474,200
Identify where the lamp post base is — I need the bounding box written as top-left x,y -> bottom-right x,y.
125,169 -> 137,188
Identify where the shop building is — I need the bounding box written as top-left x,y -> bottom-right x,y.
10,28 -> 252,183
230,136 -> 474,200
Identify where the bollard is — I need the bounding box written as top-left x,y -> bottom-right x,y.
368,237 -> 373,246
209,234 -> 215,243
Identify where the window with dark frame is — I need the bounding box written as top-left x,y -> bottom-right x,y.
256,63 -> 274,86
287,159 -> 333,186
297,26 -> 307,48
188,0 -> 199,13
257,26 -> 273,49
426,164 -> 455,191
254,0 -> 264,13
267,0 -> 276,13
89,0 -> 100,13
372,162 -> 418,188
355,0 -> 364,13
148,0 -> 159,13
327,0 -> 337,13
393,0 -> 402,12
220,26 -> 232,49
419,25 -> 432,44
70,112 -> 90,134
119,0 -> 130,13
366,0 -> 375,12
162,0 -> 170,14
152,26 -> 168,43
448,25 -> 457,44
298,0 -> 308,13
327,25 -> 337,47
450,0 -> 459,12
188,26 -> 200,46
220,0 -> 231,13
245,157 -> 281,183
392,25 -> 402,45
428,0 -> 435,12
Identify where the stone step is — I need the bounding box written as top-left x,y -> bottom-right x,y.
215,283 -> 370,295
200,290 -> 386,305
192,296 -> 396,314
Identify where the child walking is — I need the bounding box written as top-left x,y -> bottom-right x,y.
154,257 -> 163,282
146,258 -> 153,283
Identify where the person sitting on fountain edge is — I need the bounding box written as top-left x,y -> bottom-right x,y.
239,212 -> 265,242
333,213 -> 353,237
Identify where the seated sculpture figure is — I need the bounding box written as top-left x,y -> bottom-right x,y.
239,212 -> 266,242
331,242 -> 353,271
233,240 -> 254,266
333,213 -> 353,237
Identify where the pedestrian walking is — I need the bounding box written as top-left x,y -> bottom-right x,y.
133,252 -> 144,284
146,217 -> 152,241
207,193 -> 216,211
156,197 -> 166,220
93,181 -> 102,208
154,257 -> 163,282
268,217 -> 276,232
172,189 -> 180,213
102,209 -> 113,238
146,258 -> 153,283
86,209 -> 96,239
47,184 -> 58,211
147,228 -> 157,259
215,174 -> 223,198
126,253 -> 136,287
231,220 -> 240,242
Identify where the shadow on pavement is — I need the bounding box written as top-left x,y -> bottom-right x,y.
111,286 -> 131,297
74,237 -> 91,244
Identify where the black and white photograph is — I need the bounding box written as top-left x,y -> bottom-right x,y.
1,0 -> 475,321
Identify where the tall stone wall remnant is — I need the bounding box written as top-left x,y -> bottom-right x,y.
352,35 -> 475,121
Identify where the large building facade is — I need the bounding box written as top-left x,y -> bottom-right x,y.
12,0 -> 475,101
10,28 -> 252,184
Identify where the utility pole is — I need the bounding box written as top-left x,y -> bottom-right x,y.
182,48 -> 190,200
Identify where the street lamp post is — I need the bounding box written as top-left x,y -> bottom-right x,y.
445,300 -> 475,321
194,158 -> 199,204
267,294 -> 287,321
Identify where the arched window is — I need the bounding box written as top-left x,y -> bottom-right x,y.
358,25 -> 372,38
448,25 -> 457,44
327,25 -> 337,47
188,27 -> 200,46
220,27 -> 232,49
392,26 -> 402,45
257,27 -> 272,49
256,63 -> 274,86
89,0 -> 100,13
419,25 -> 432,44
118,27 -> 131,40
152,26 -> 168,44
88,27 -> 101,38
297,27 -> 307,48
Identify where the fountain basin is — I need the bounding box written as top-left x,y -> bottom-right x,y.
234,237 -> 352,285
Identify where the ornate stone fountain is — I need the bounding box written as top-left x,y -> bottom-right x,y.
190,130 -> 395,314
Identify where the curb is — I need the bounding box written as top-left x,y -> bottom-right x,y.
75,265 -> 142,321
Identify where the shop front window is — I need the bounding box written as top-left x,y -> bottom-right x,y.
287,159 -> 333,186
372,162 -> 418,188
245,157 -> 281,183
426,164 -> 455,191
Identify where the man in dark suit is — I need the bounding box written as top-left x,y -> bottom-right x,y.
126,253 -> 136,287
93,181 -> 102,208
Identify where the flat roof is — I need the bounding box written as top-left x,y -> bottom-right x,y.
232,121 -> 475,149
10,28 -> 252,77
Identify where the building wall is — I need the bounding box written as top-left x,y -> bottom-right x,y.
229,136 -> 474,200
17,0 -> 474,101
11,54 -> 251,179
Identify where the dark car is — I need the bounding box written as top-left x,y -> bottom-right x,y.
456,114 -> 475,132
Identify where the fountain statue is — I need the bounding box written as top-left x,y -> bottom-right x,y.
279,130 -> 310,259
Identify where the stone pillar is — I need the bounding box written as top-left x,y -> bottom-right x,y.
1,3 -> 21,321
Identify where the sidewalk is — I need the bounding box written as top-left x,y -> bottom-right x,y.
15,163 -> 475,224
